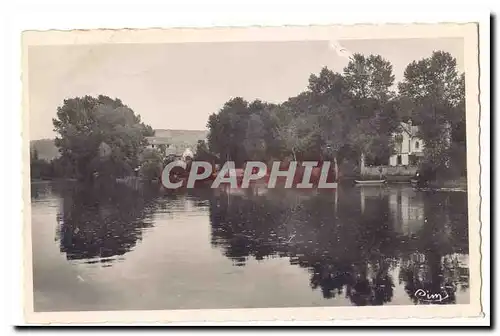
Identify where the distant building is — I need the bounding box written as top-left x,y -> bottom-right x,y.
144,129 -> 208,158
181,148 -> 194,161
145,136 -> 179,156
389,120 -> 425,167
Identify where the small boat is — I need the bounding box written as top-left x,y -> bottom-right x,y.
354,179 -> 387,185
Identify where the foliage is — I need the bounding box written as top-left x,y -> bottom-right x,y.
206,60 -> 399,170
343,54 -> 395,103
30,149 -> 53,180
42,51 -> 466,184
207,98 -> 278,167
52,95 -> 154,181
342,54 -> 399,163
398,51 -> 465,177
194,140 -> 218,162
30,149 -> 73,180
271,105 -> 319,161
206,97 -> 248,165
205,50 -> 465,182
139,149 -> 163,181
243,114 -> 267,161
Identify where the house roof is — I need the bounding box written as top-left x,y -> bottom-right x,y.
399,122 -> 419,138
398,122 -> 420,138
145,136 -> 170,145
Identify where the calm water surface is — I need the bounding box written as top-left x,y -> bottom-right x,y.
31,181 -> 469,311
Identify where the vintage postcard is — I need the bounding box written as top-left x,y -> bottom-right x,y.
22,22 -> 484,324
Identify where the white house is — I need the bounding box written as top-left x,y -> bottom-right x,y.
389,120 -> 425,167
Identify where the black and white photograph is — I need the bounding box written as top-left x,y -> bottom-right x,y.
22,23 -> 483,323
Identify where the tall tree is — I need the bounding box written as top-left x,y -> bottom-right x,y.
207,97 -> 249,166
207,98 -> 280,166
398,51 -> 465,175
344,54 -> 395,104
308,67 -> 349,99
243,114 -> 267,161
194,140 -> 218,163
343,54 -> 398,164
52,95 -> 154,181
273,111 -> 314,161
302,68 -> 353,162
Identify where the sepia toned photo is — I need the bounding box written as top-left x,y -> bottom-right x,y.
22,23 -> 483,324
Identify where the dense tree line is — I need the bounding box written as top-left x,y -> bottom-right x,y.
31,52 -> 466,183
204,51 -> 466,180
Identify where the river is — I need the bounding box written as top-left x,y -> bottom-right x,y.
30,181 -> 469,311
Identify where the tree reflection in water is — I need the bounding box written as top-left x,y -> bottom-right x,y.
208,185 -> 469,306
31,181 -> 53,200
54,181 -> 161,265
399,192 -> 469,305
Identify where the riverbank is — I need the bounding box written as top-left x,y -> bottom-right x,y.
428,176 -> 468,190
31,178 -> 77,183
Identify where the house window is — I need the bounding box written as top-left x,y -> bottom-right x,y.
394,134 -> 404,153
415,141 -> 420,150
397,155 -> 402,165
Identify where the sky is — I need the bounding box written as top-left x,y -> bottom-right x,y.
28,38 -> 464,140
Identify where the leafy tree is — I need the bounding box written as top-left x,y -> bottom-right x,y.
156,144 -> 167,159
342,54 -> 398,165
194,140 -> 218,163
347,114 -> 395,166
344,54 -> 395,103
207,98 -> 279,166
302,63 -> 396,166
273,113 -> 304,161
139,149 -> 163,181
283,68 -> 351,162
308,67 -> 350,99
243,114 -> 267,161
50,156 -> 75,178
30,149 -> 53,180
205,51 -> 463,182
207,97 -> 250,166
398,51 -> 465,176
52,95 -> 154,181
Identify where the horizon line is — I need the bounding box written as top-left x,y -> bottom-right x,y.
30,128 -> 209,141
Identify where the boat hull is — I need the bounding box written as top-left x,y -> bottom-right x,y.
354,180 -> 387,185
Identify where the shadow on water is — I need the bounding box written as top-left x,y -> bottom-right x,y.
31,181 -> 53,200
51,181 -> 163,265
208,185 -> 469,306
